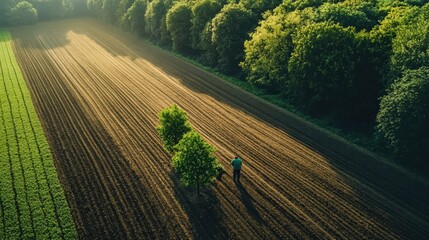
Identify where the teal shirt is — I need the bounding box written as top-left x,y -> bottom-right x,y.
231,158 -> 243,170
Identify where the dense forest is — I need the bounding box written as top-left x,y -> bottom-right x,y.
1,0 -> 428,169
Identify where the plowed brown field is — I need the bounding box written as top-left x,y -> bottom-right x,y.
10,19 -> 429,239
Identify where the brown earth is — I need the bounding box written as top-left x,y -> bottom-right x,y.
10,18 -> 429,239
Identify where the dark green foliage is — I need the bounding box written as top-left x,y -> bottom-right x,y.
121,0 -> 148,35
30,0 -> 73,21
241,9 -> 315,91
172,131 -> 219,194
87,0 -> 120,23
317,1 -> 380,31
376,67 -> 429,167
275,0 -> 331,14
144,0 -> 173,45
389,7 -> 429,81
157,104 -> 192,153
117,0 -> 135,21
191,0 -> 222,51
166,2 -> 193,53
288,22 -> 357,109
199,21 -> 219,66
0,0 -> 15,26
239,0 -> 283,15
211,3 -> 257,74
7,1 -> 38,26
288,22 -> 378,121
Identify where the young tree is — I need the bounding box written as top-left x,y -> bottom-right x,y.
172,131 -> 219,194
7,1 -> 38,26
376,67 -> 429,168
156,104 -> 192,153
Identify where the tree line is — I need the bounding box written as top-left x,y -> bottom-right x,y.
3,0 -> 428,169
0,0 -> 87,26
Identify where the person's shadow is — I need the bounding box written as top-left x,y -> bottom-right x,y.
236,182 -> 264,223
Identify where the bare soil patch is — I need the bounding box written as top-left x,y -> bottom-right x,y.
11,19 -> 429,239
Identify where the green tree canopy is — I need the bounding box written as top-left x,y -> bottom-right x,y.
211,3 -> 257,74
7,1 -> 38,26
166,2 -> 193,53
389,7 -> 429,81
172,131 -> 219,194
199,21 -> 219,66
316,1 -> 380,31
241,9 -> 315,91
287,22 -> 361,118
116,0 -> 135,21
144,0 -> 173,45
121,0 -> 147,35
156,104 -> 192,153
376,67 -> 429,168
191,0 -> 222,51
239,0 -> 283,15
30,0 -> 73,21
0,0 -> 15,26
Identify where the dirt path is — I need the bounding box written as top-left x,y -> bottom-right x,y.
11,18 -> 429,239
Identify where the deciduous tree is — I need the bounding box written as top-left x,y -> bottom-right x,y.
172,131 -> 219,194
166,2 -> 192,53
376,67 -> 429,168
121,0 -> 148,35
191,0 -> 222,51
241,10 -> 312,91
389,8 -> 429,81
8,1 -> 38,26
211,3 -> 257,74
144,0 -> 173,45
157,104 -> 192,153
288,22 -> 362,119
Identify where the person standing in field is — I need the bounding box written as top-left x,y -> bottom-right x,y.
231,156 -> 243,183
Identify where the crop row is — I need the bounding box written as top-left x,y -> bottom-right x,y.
0,30 -> 77,239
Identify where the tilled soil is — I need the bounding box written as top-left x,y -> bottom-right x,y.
11,19 -> 429,239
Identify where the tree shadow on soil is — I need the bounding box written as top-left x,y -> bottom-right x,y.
170,171 -> 230,240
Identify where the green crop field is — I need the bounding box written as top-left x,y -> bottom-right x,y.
0,30 -> 77,239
